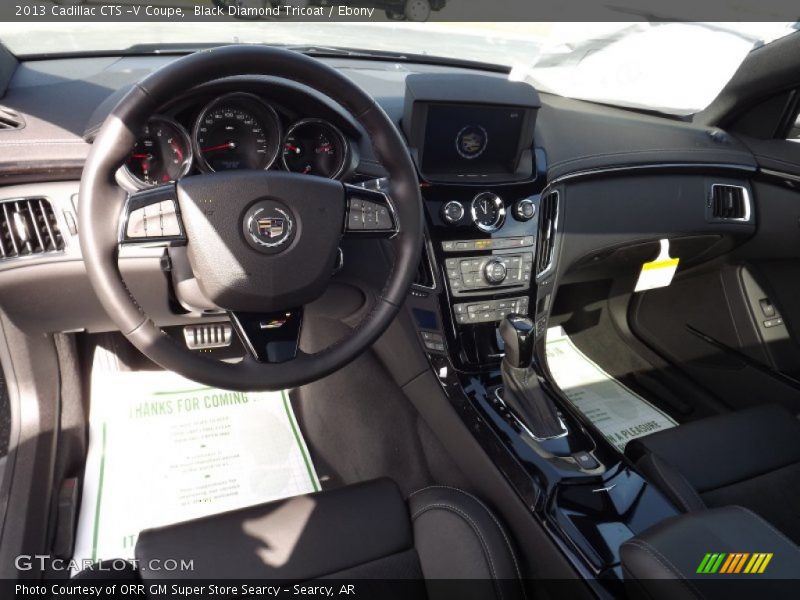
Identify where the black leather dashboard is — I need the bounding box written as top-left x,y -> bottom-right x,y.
0,52 -> 762,334
0,56 -> 758,178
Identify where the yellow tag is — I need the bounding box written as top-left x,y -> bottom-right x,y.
635,240 -> 679,292
642,258 -> 680,271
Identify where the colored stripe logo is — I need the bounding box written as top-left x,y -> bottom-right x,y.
696,553 -> 773,574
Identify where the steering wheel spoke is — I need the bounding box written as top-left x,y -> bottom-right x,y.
119,184 -> 187,247
343,184 -> 398,238
229,308 -> 303,364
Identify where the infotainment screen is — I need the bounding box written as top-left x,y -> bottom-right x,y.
420,103 -> 526,176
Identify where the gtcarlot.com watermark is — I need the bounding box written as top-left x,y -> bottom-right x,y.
15,554 -> 194,574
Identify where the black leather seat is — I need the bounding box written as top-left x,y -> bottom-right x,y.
625,404 -> 800,544
76,479 -> 526,599
621,506 -> 800,598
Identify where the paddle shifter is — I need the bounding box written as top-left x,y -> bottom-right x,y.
499,315 -> 566,440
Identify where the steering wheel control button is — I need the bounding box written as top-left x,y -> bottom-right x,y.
364,200 -> 392,229
126,208 -> 147,238
159,201 -> 182,236
484,260 -> 508,284
122,186 -> 185,243
441,200 -> 465,225
347,198 -> 365,230
345,190 -> 396,234
244,201 -> 295,254
514,198 -> 536,221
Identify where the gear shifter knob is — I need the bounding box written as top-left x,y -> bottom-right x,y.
498,314 -> 566,441
499,314 -> 535,368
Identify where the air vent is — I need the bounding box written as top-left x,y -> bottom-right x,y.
0,198 -> 64,259
535,191 -> 559,277
412,242 -> 435,290
710,184 -> 749,221
0,107 -> 25,131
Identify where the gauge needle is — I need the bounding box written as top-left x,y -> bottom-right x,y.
202,141 -> 236,153
169,139 -> 184,162
132,153 -> 150,175
284,143 -> 300,154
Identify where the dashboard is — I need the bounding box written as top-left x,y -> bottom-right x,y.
0,54 -> 762,343
119,90 -> 356,191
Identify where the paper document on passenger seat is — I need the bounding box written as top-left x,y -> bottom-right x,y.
546,327 -> 676,451
73,369 -> 319,569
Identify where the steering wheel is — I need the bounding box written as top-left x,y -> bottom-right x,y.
79,45 -> 423,391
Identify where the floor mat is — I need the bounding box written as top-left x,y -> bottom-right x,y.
546,327 -> 677,452
73,369 -> 319,568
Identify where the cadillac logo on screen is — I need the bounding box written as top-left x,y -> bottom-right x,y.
455,125 -> 488,160
247,207 -> 293,249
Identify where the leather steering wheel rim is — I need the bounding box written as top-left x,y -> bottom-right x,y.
79,45 -> 423,391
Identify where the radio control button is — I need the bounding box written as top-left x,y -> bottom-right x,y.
442,201 -> 465,224
514,198 -> 536,221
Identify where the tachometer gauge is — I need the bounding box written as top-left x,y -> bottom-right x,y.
282,119 -> 348,179
194,93 -> 281,172
124,117 -> 192,187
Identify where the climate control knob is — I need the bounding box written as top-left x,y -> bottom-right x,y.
484,260 -> 507,285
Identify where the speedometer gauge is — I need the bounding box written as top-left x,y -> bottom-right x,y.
194,93 -> 281,173
282,119 -> 348,179
124,116 -> 192,187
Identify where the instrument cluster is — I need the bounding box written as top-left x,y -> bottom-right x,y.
121,92 -> 353,189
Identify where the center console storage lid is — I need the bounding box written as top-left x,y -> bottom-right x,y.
620,506 -> 800,598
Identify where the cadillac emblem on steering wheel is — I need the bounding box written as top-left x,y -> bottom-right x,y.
258,215 -> 285,240
244,203 -> 295,253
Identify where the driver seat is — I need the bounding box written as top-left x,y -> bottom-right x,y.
75,479 -> 526,599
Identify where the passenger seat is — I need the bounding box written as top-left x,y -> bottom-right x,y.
625,404 -> 800,544
74,478 -> 527,599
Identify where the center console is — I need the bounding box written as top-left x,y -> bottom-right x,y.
402,73 -> 546,370
400,74 -> 680,596
420,180 -> 543,367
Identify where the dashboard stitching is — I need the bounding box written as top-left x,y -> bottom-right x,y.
549,146 -> 754,169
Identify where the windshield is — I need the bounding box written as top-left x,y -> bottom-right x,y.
0,21 -> 796,115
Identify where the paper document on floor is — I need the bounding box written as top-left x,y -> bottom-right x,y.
73,369 -> 319,569
545,327 -> 676,451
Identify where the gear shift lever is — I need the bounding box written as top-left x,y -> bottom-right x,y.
499,315 -> 566,440
500,314 -> 536,369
